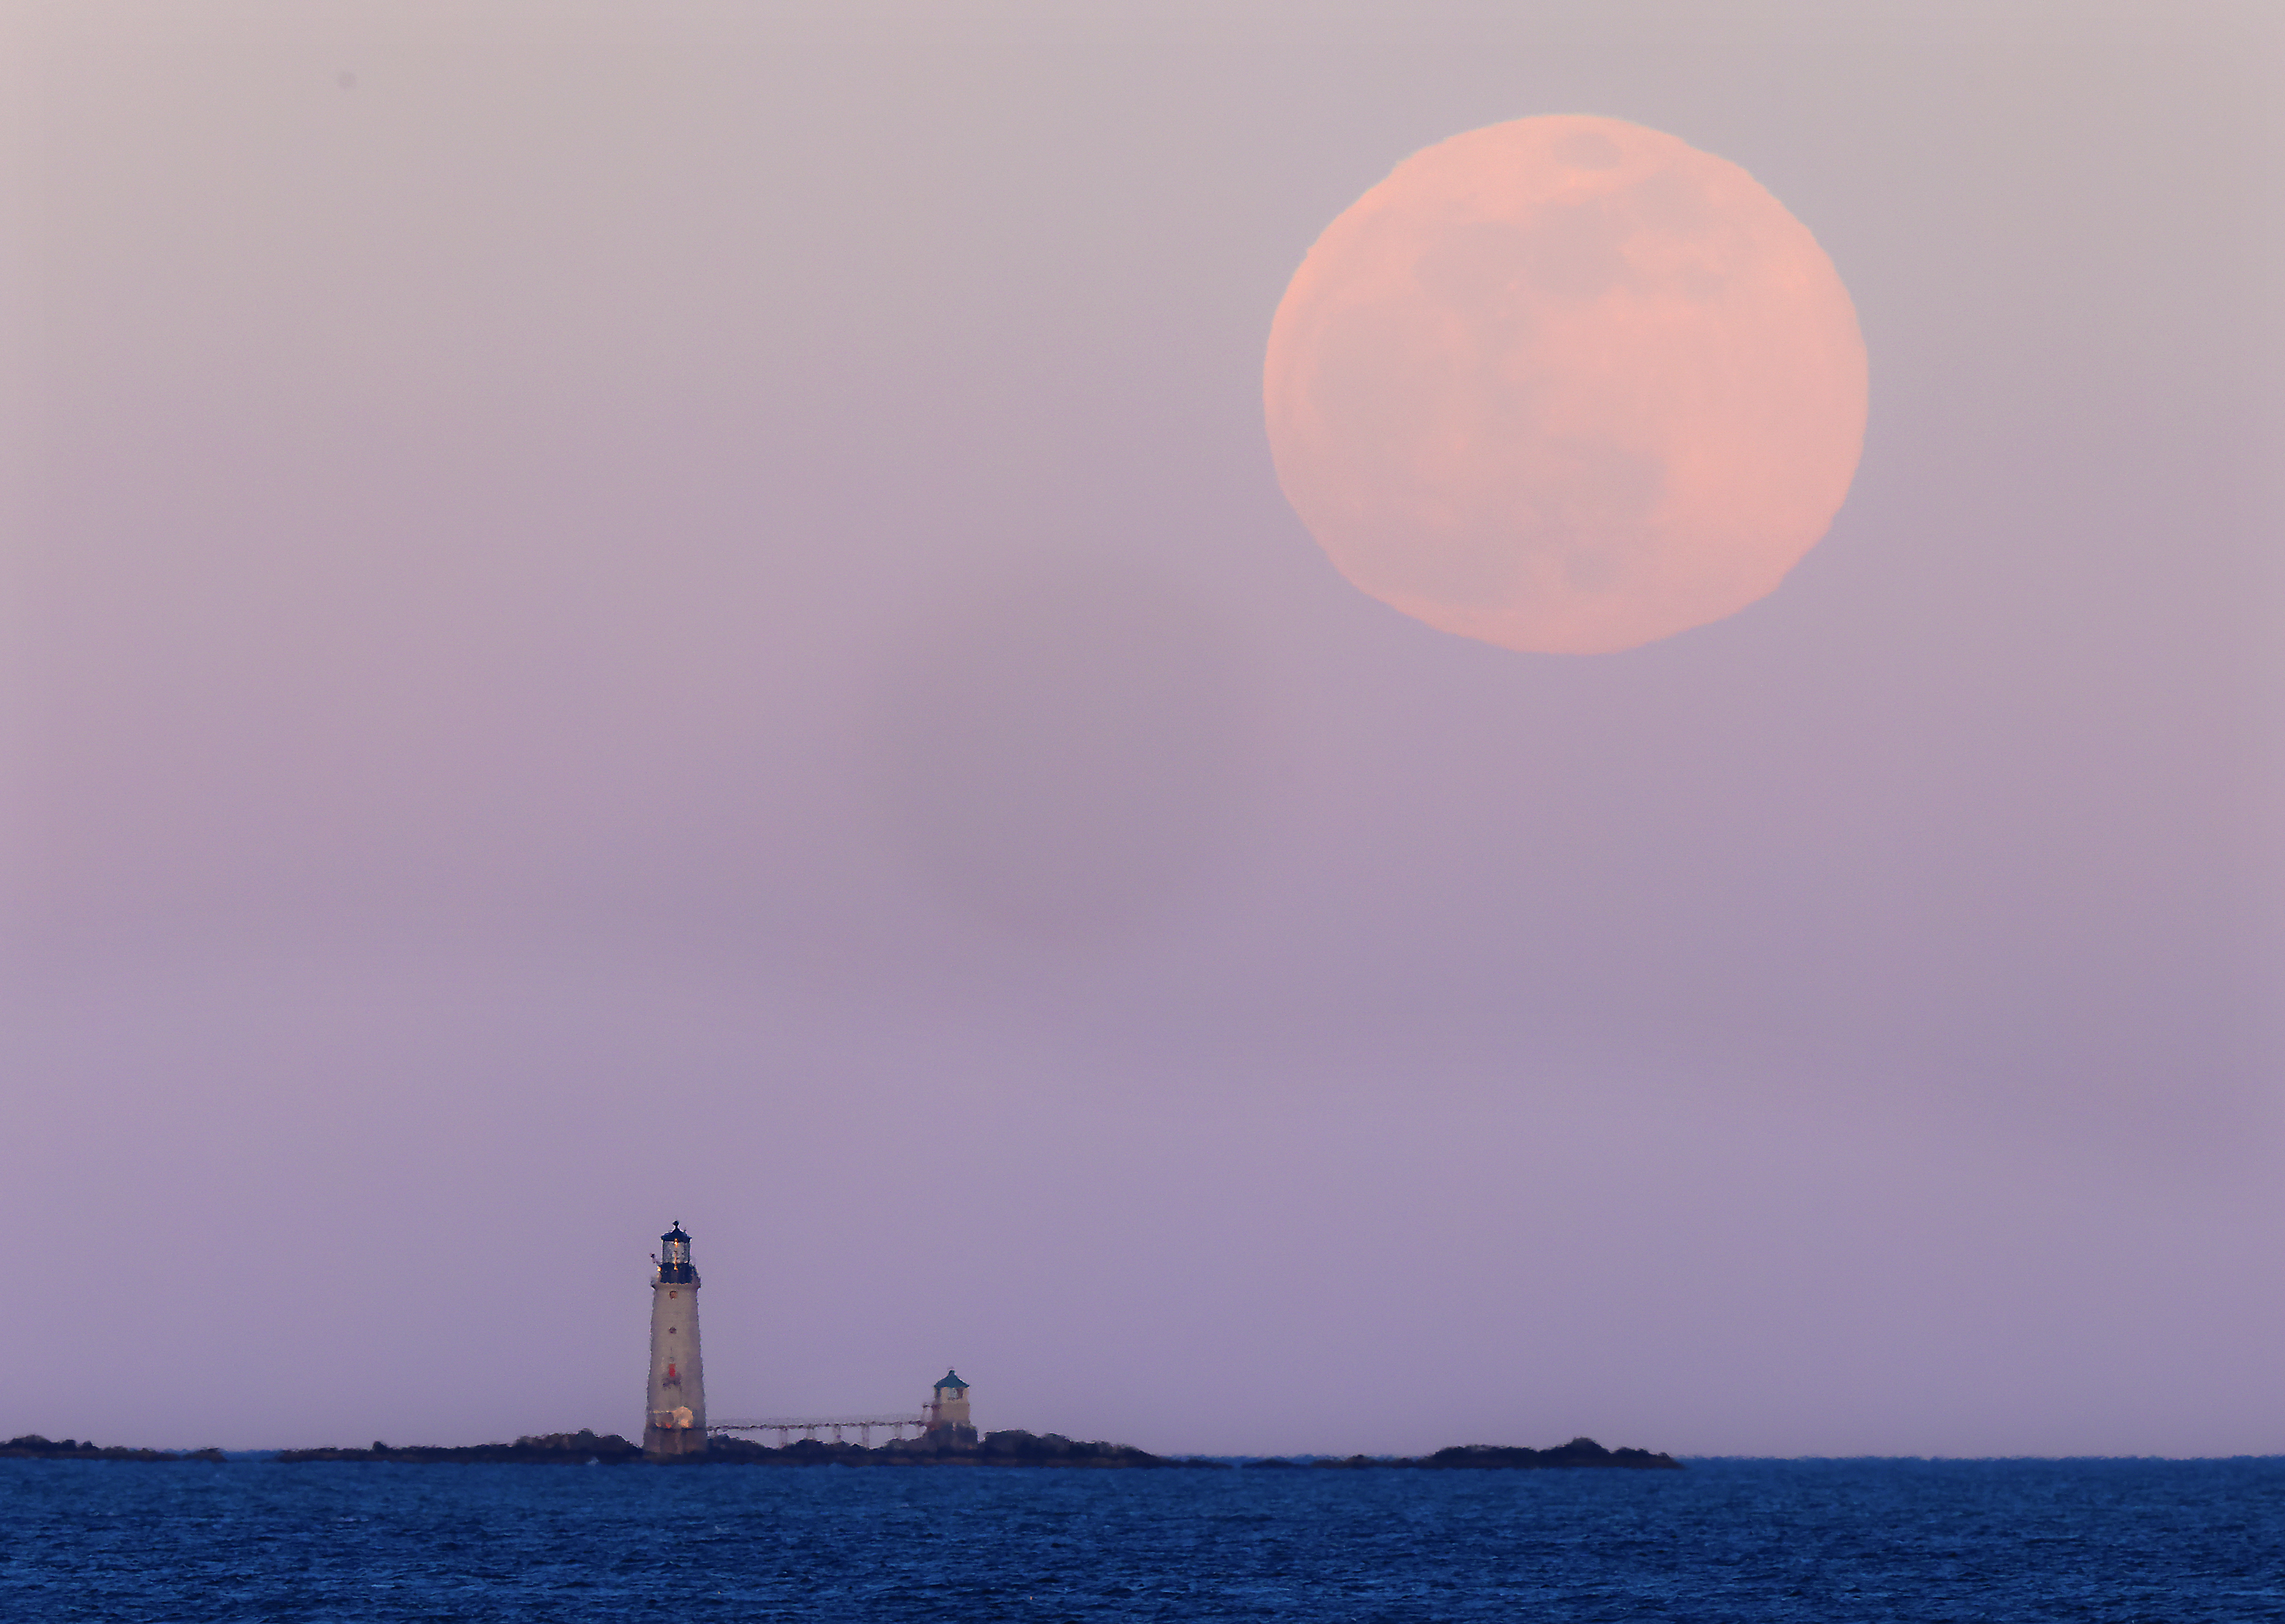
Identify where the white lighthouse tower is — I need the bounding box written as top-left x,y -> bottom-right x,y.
643,1222 -> 707,1459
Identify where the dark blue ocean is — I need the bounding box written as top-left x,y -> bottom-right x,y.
5,1458 -> 2281,1621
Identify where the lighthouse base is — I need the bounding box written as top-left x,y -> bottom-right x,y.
644,1424 -> 709,1461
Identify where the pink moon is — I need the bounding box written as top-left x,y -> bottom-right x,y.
1264,115 -> 1868,655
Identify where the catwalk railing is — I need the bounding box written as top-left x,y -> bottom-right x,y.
708,1414 -> 930,1445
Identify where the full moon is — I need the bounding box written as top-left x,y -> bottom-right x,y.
1264,115 -> 1867,655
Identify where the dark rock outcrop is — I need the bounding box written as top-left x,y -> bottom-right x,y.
276,1430 -> 642,1464
692,1428 -> 1168,1467
1242,1437 -> 1681,1470
2,1435 -> 226,1463
1421,1436 -> 1680,1469
974,1429 -> 1164,1468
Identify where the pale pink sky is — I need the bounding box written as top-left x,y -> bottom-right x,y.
2,2 -> 2281,1457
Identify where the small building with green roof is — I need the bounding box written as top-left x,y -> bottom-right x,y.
925,1370 -> 972,1433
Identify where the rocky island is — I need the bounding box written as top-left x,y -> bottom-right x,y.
266,1430 -> 1677,1469
11,1427 -> 1677,1468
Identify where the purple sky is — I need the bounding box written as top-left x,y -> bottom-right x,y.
3,3 -> 2281,1457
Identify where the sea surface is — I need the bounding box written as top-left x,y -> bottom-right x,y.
5,1456 -> 2281,1621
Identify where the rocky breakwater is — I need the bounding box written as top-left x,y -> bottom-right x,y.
3,1435 -> 226,1463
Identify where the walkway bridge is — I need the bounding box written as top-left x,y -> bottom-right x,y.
709,1414 -> 929,1446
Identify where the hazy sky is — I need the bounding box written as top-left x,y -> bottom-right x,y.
3,2 -> 2280,1457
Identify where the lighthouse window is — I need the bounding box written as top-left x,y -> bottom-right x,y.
669,1290 -> 677,1298
668,1327 -> 676,1335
